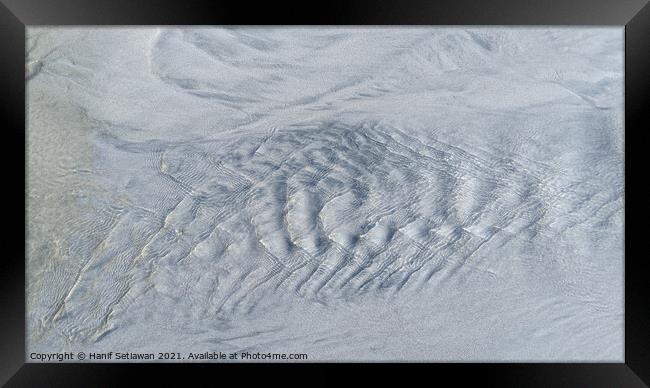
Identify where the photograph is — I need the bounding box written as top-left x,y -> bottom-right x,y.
26,26 -> 624,362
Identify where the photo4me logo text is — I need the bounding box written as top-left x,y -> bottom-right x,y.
29,351 -> 308,361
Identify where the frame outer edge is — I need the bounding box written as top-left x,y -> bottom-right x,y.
0,0 -> 647,25
625,1 -> 650,386
0,1 -> 26,386
1,0 -> 646,386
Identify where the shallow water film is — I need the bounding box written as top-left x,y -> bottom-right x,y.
26,27 -> 623,361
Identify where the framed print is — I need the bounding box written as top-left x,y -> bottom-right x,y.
1,0 -> 648,386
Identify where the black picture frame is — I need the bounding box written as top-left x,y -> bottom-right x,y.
2,0 -> 647,386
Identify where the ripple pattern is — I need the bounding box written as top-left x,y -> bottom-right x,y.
26,27 -> 624,360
